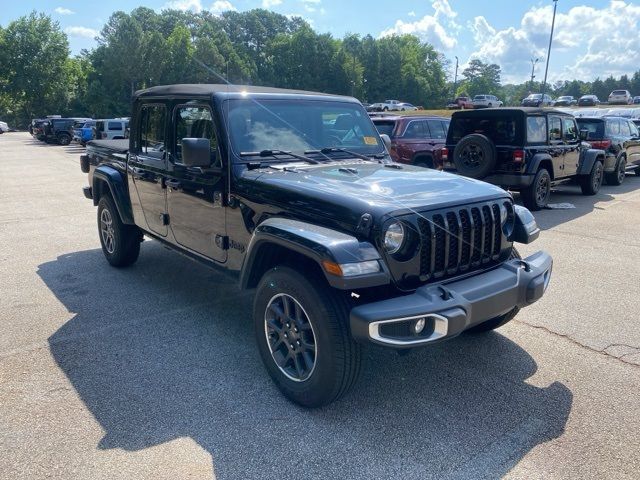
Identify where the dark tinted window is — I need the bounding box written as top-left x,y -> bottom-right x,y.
373,121 -> 396,137
426,119 -> 446,139
175,105 -> 220,167
108,122 -> 123,130
576,119 -> 604,139
548,117 -> 562,141
402,120 -> 425,138
140,105 -> 166,156
450,115 -> 521,145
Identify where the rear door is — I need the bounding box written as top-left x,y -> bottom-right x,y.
561,116 -> 580,176
128,103 -> 168,236
165,103 -> 227,262
395,119 -> 428,163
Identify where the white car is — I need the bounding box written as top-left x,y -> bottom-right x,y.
396,102 -> 419,111
0,121 -> 9,133
472,94 -> 503,108
608,90 -> 632,105
368,100 -> 410,112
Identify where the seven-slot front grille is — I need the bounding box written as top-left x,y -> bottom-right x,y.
417,202 -> 504,280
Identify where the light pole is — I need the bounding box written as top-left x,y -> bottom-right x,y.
453,56 -> 459,97
541,0 -> 558,96
530,58 -> 539,92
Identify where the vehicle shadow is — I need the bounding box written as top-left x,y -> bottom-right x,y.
42,244 -> 572,479
512,173 -> 640,231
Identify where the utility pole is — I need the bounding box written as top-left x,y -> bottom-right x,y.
530,58 -> 539,92
453,56 -> 459,97
541,0 -> 558,96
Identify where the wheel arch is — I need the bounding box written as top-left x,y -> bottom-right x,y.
577,149 -> 606,175
92,166 -> 135,224
526,153 -> 555,180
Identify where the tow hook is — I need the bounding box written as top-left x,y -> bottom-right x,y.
515,259 -> 531,272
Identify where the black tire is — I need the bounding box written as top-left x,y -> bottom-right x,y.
97,195 -> 141,267
57,133 -> 71,146
636,166 -> 640,176
467,248 -> 522,333
604,156 -> 626,186
453,134 -> 497,179
383,107 -> 389,111
521,167 -> 551,211
254,266 -> 361,408
413,155 -> 434,169
579,159 -> 603,195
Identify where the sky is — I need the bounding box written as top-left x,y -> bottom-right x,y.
2,0 -> 639,84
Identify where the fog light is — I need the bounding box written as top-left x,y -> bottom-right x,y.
413,317 -> 426,334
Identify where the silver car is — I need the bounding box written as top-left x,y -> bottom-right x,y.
608,90 -> 632,105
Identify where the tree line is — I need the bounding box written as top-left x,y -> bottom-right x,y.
1,9 -> 640,128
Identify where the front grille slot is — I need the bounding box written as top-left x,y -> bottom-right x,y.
417,201 -> 506,281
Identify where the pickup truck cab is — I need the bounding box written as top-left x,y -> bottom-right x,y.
81,84 -> 552,407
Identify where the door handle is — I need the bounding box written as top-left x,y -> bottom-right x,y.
166,179 -> 181,190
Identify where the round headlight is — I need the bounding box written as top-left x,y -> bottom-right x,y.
383,222 -> 405,254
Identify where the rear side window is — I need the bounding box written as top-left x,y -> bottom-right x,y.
108,122 -> 123,131
629,122 -> 639,137
527,117 -> 546,143
139,105 -> 166,157
426,119 -> 446,139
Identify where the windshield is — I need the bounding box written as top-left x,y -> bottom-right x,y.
226,99 -> 383,158
611,91 -> 627,95
576,119 -> 605,139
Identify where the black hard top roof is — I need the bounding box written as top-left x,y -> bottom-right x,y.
452,107 -> 570,118
134,84 -> 355,102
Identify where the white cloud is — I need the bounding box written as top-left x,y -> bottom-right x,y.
380,0 -> 458,51
466,1 -> 640,83
64,26 -> 98,39
210,0 -> 237,14
263,0 -> 282,7
408,11 -> 416,17
54,7 -> 74,15
163,0 -> 203,12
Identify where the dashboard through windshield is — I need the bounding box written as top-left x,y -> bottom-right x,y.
225,99 -> 384,159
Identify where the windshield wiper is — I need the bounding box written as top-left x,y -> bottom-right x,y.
240,149 -> 318,164
305,147 -> 384,163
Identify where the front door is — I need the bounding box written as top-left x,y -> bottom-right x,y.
166,104 -> 227,263
548,116 -> 566,177
129,103 -> 168,236
562,116 -> 580,176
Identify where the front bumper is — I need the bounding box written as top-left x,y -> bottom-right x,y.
350,251 -> 552,347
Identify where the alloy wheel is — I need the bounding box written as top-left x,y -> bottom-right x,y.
100,208 -> 116,254
264,293 -> 317,382
593,163 -> 603,190
536,174 -> 550,206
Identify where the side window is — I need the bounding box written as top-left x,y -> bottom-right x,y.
562,117 -> 578,142
605,119 -> 620,136
620,120 -> 631,136
426,119 -> 446,139
403,121 -> 424,138
108,122 -> 123,131
527,117 -> 547,143
174,105 -> 220,167
549,116 -> 562,142
140,105 -> 166,157
629,122 -> 639,137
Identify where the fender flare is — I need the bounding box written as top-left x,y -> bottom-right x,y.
240,218 -> 390,290
525,153 -> 553,175
92,166 -> 135,224
577,148 -> 605,175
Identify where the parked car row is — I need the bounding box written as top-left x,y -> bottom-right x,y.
371,106 -> 640,210
366,100 -> 419,112
29,116 -> 129,146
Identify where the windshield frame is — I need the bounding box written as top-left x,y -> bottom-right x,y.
223,97 -> 386,163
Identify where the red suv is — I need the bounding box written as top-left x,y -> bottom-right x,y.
372,115 -> 450,168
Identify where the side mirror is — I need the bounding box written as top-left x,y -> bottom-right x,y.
579,129 -> 588,141
379,133 -> 392,150
182,138 -> 211,167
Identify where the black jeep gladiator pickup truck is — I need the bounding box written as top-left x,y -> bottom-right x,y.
81,84 -> 553,407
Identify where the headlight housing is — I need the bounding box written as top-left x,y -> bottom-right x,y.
383,222 -> 405,254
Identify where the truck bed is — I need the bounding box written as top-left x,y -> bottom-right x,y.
86,139 -> 129,155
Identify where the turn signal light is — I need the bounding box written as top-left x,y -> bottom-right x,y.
441,147 -> 448,161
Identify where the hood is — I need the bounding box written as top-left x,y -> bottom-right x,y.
240,161 -> 510,224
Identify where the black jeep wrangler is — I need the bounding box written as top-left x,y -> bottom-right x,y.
443,108 -> 607,210
81,85 -> 552,407
42,118 -> 76,145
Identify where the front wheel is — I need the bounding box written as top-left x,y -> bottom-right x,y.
57,133 -> 71,145
97,195 -> 141,267
467,248 -> 521,333
579,160 -> 603,195
521,168 -> 551,211
254,266 -> 361,407
604,156 -> 626,186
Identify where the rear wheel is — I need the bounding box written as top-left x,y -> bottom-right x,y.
521,168 -> 551,211
579,159 -> 603,195
467,248 -> 521,333
254,266 -> 361,407
604,156 -> 626,186
97,195 -> 141,267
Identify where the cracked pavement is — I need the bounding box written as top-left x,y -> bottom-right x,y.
1,132 -> 639,479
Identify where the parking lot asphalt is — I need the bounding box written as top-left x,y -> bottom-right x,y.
1,132 -> 639,479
